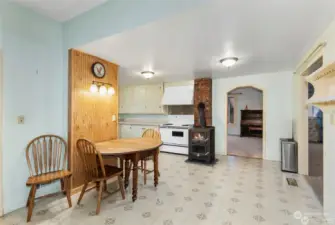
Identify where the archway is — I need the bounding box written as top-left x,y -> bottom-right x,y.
306,82 -> 324,204
225,86 -> 265,159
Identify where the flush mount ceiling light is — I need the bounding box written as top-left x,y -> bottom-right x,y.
141,71 -> 155,79
219,57 -> 238,67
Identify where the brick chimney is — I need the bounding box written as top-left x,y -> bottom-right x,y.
194,78 -> 212,126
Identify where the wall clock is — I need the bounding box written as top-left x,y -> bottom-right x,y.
92,62 -> 106,78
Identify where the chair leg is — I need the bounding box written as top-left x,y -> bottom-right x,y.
60,178 -> 65,195
144,160 -> 147,185
153,159 -> 160,177
64,176 -> 72,208
95,181 -> 100,191
103,180 -> 107,192
26,186 -> 33,207
27,184 -> 37,222
96,181 -> 103,215
118,176 -> 126,200
77,182 -> 88,205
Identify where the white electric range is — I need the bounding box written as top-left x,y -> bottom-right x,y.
159,123 -> 193,155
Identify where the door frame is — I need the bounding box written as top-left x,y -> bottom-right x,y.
225,85 -> 266,159
0,49 -> 4,216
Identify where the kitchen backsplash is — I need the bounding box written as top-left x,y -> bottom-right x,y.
119,114 -> 194,124
167,105 -> 194,115
167,115 -> 194,124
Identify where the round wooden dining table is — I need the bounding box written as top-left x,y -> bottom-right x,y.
95,138 -> 163,202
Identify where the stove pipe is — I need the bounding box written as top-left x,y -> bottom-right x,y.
198,102 -> 206,127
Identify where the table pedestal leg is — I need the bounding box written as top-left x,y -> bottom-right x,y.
124,160 -> 131,189
120,158 -> 124,178
154,148 -> 159,187
132,153 -> 139,202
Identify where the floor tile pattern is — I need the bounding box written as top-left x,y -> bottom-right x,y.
0,153 -> 327,225
227,136 -> 263,159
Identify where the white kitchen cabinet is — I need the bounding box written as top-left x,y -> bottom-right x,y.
119,86 -> 134,114
145,85 -> 164,113
133,86 -> 147,113
119,84 -> 164,114
119,124 -> 159,138
119,124 -> 136,138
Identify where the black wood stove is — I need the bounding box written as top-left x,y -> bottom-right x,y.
187,102 -> 216,164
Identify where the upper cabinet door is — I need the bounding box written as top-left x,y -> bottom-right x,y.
132,86 -> 146,113
119,86 -> 134,113
119,84 -> 165,114
119,87 -> 126,113
145,84 -> 164,113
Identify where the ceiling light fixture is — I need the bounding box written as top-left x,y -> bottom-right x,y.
141,71 -> 155,79
219,57 -> 238,67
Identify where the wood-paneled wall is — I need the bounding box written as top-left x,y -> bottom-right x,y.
68,49 -> 118,189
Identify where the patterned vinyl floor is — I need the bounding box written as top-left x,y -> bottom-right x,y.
0,153 -> 327,225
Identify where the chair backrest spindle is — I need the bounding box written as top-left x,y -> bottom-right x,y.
142,129 -> 161,140
76,139 -> 106,182
26,135 -> 68,176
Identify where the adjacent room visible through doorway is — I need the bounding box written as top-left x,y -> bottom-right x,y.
307,81 -> 324,205
227,87 -> 263,159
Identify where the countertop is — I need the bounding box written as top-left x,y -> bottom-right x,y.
118,121 -> 163,126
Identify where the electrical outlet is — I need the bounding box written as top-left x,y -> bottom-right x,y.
17,115 -> 24,124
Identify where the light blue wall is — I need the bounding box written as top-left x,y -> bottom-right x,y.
63,0 -> 207,48
0,0 -> 208,214
61,0 -> 208,136
1,3 -> 64,213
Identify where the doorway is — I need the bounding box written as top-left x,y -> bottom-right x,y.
306,82 -> 324,204
226,87 -> 263,159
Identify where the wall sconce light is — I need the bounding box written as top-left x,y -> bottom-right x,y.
90,83 -> 98,93
99,85 -> 107,95
90,81 -> 115,96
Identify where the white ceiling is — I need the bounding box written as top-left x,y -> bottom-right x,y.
11,0 -> 107,21
78,0 -> 335,85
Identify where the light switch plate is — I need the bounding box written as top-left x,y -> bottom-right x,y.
17,115 -> 24,124
112,115 -> 116,122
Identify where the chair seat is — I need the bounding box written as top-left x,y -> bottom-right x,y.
95,165 -> 123,181
26,170 -> 72,185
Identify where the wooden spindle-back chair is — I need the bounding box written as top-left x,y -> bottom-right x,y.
140,129 -> 161,184
76,139 -> 125,215
25,134 -> 72,222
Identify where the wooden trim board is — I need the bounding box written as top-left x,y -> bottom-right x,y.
0,49 -> 4,216
225,85 -> 266,159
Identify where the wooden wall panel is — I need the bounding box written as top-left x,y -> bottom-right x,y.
68,49 -> 118,189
